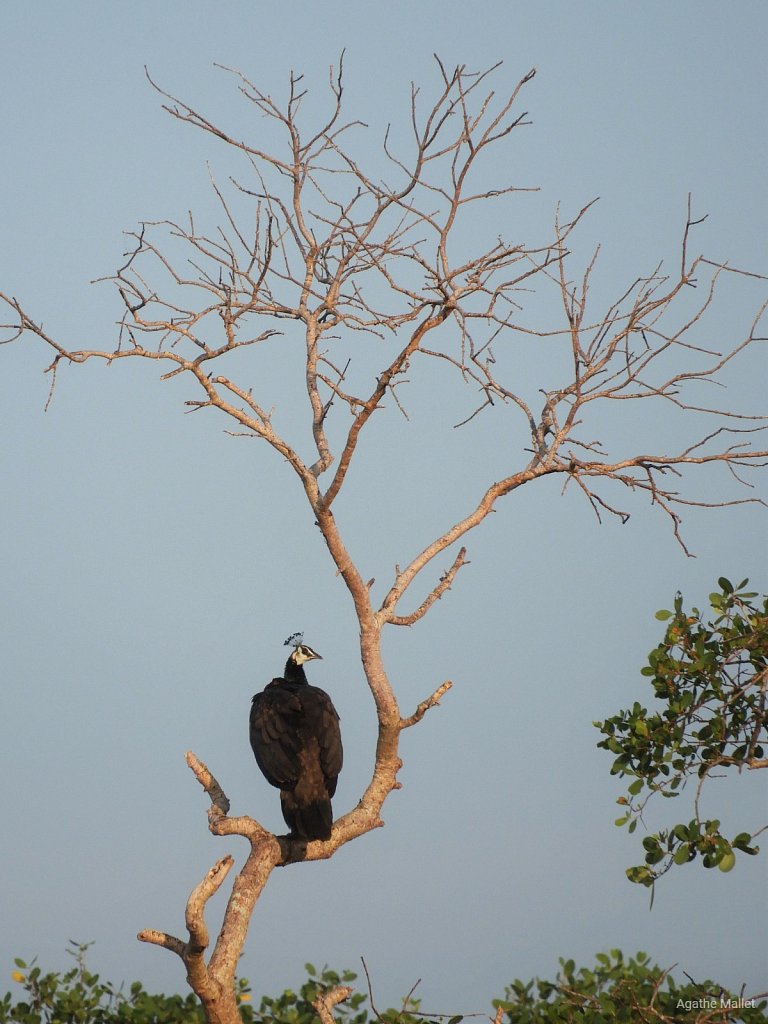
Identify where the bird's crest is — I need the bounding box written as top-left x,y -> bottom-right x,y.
284,631 -> 304,649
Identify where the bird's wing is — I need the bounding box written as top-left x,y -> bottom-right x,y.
303,686 -> 343,794
249,682 -> 304,789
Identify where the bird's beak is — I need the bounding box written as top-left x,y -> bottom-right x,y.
312,652 -> 323,661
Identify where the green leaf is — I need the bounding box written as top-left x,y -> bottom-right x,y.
628,778 -> 643,796
718,850 -> 736,872
655,609 -> 673,621
673,843 -> 691,865
626,865 -> 654,886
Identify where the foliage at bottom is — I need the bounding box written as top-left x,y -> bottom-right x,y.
1,943 -> 765,1024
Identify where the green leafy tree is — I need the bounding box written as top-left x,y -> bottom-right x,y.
0,942 -> 205,1024
596,578 -> 767,889
0,946 -> 365,1024
3,948 -> 766,1024
494,949 -> 767,1023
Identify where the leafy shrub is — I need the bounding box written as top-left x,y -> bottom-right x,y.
2,945 -> 765,1024
596,578 -> 767,888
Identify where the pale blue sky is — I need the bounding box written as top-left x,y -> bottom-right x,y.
1,1 -> 767,1013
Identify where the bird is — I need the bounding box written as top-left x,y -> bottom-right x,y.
249,634 -> 343,841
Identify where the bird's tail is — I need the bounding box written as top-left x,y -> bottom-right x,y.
280,791 -> 333,841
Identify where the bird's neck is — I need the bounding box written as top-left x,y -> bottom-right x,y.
283,659 -> 308,684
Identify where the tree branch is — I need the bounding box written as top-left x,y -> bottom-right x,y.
387,547 -> 469,627
400,680 -> 453,729
313,986 -> 354,1024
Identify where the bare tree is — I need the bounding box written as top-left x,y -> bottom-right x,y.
2,56 -> 766,1024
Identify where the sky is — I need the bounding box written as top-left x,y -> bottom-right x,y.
1,0 -> 767,1015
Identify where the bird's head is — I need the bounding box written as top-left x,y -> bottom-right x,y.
284,633 -> 323,666
289,643 -> 323,666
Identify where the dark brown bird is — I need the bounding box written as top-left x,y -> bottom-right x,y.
249,636 -> 342,841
